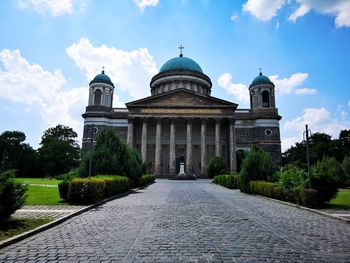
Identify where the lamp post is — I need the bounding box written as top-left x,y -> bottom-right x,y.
88,124 -> 98,177
303,124 -> 312,189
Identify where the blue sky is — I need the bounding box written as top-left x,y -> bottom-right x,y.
0,0 -> 349,151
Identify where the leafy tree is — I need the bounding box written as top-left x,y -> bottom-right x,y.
0,170 -> 27,224
78,128 -> 130,177
238,145 -> 276,192
283,130 -> 350,169
277,165 -> 307,202
311,156 -> 343,204
342,155 -> 350,186
38,125 -> 80,176
0,131 -> 41,176
207,156 -> 227,179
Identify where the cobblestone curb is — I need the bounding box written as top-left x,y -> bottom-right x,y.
0,189 -> 134,249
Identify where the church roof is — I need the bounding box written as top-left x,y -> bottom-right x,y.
159,56 -> 203,74
250,72 -> 274,88
90,70 -> 114,87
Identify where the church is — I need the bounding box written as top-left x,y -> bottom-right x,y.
82,49 -> 282,178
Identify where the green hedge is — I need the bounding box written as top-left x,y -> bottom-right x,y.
59,175 -> 130,204
94,175 -> 130,197
214,174 -> 237,189
139,174 -> 155,187
249,181 -> 281,199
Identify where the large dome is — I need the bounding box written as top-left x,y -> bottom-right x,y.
159,56 -> 203,73
90,70 -> 114,87
250,72 -> 273,88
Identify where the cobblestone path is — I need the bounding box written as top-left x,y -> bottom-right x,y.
1,180 -> 349,262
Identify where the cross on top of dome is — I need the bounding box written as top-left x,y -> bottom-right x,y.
178,45 -> 184,57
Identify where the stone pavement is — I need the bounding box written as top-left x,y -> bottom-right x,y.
1,179 -> 350,262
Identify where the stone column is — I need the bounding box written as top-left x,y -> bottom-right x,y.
169,119 -> 176,176
141,118 -> 148,162
229,119 -> 237,173
186,119 -> 193,175
127,118 -> 134,147
201,119 -> 207,175
155,119 -> 162,176
215,119 -> 221,157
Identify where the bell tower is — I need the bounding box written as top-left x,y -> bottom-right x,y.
249,70 -> 276,110
88,68 -> 114,108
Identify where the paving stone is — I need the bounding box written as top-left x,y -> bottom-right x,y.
0,179 -> 349,262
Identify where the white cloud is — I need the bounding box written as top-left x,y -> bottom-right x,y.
0,49 -> 90,144
275,20 -> 280,29
134,0 -> 159,12
231,15 -> 238,22
242,0 -> 285,21
282,107 -> 350,150
295,88 -> 317,95
289,0 -> 350,28
17,0 -> 85,16
269,73 -> 313,95
217,73 -> 250,106
66,37 -> 158,100
348,100 -> 350,108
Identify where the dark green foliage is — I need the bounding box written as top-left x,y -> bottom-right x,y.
0,170 -> 28,223
277,165 -> 307,203
341,155 -> 350,186
311,156 -> 343,204
207,156 -> 227,179
38,125 -> 80,176
249,181 -> 281,199
78,128 -> 142,181
213,174 -> 237,189
238,146 -> 276,193
67,178 -> 105,204
282,129 -> 350,169
299,189 -> 320,208
139,174 -> 155,186
0,131 -> 41,177
58,181 -> 69,200
56,169 -> 78,181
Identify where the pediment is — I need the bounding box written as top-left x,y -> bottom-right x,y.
126,89 -> 237,108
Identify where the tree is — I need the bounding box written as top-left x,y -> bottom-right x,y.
0,170 -> 27,224
38,125 -> 80,176
0,131 -> 41,177
238,145 -> 276,192
207,156 -> 227,178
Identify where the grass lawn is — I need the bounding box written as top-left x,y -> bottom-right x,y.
0,218 -> 51,241
15,178 -> 62,185
15,178 -> 67,205
25,185 -> 67,205
328,188 -> 350,209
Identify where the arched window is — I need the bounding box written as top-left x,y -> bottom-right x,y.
262,90 -> 270,107
94,89 -> 102,105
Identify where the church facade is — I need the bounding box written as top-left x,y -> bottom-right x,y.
82,52 -> 282,178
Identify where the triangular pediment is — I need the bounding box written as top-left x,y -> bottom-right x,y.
126,88 -> 237,108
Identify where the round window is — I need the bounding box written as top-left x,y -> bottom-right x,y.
265,129 -> 272,136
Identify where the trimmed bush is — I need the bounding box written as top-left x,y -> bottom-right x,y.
93,175 -> 130,197
139,174 -> 155,187
311,156 -> 342,204
0,170 -> 28,223
67,178 -> 105,204
207,156 -> 227,179
277,165 -> 307,203
249,181 -> 281,199
238,146 -> 276,193
214,174 -> 237,189
299,189 -> 319,208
